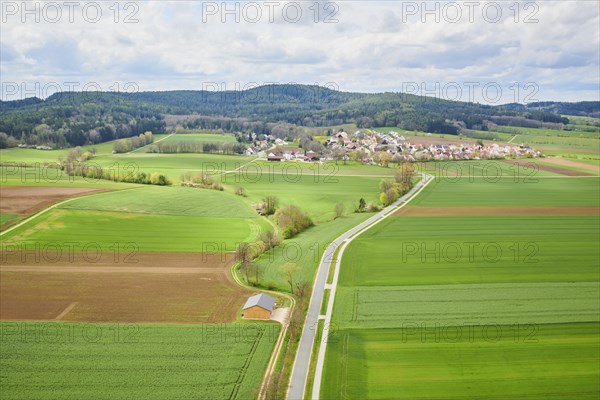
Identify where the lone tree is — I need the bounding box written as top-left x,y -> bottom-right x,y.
235,242 -> 253,267
248,263 -> 261,286
356,198 -> 366,213
260,230 -> 280,251
262,195 -> 279,215
284,263 -> 297,294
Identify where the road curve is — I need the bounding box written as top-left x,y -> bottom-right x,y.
286,173 -> 433,400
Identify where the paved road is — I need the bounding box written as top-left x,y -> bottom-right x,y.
286,173 -> 433,400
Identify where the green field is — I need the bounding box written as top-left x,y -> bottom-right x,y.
60,186 -> 259,218
0,321 -> 279,400
333,282 -> 599,329
341,215 -> 599,286
0,147 -> 254,184
322,323 -> 600,400
322,164 -> 600,399
1,186 -> 271,252
157,133 -> 238,146
220,162 -> 386,222
0,213 -> 18,225
250,213 -> 371,292
411,177 -> 600,206
0,136 -> 171,163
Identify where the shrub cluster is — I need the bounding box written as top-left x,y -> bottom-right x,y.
180,172 -> 223,191
276,205 -> 314,239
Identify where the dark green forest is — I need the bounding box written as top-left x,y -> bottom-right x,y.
1,84 -> 597,148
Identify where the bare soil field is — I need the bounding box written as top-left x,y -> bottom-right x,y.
0,252 -> 252,323
0,186 -> 105,223
500,159 -> 594,176
543,157 -> 600,173
394,206 -> 600,217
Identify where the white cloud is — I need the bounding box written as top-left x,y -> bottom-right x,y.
1,0 -> 598,103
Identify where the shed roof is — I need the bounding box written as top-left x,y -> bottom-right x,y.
243,293 -> 276,311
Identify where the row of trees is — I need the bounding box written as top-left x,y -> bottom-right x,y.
379,164 -> 416,206
148,141 -> 246,154
113,131 -> 154,153
62,162 -> 171,186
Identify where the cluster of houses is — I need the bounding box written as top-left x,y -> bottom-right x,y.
246,129 -> 542,164
323,129 -> 541,162
242,133 -> 290,157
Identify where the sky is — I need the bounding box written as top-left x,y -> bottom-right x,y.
1,0 -> 599,104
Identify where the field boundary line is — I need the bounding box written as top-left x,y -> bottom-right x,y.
286,173 -> 432,400
0,187 -> 140,237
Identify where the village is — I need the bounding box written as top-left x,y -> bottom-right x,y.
245,129 -> 543,164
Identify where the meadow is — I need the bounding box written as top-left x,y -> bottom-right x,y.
156,132 -> 238,146
0,146 -> 255,184
250,213 -> 372,292
220,161 -> 388,222
322,323 -> 600,400
1,186 -> 271,252
410,177 -> 600,206
0,321 -> 279,400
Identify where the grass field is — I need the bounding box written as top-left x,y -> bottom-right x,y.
60,186 -> 259,218
410,177 -> 600,206
156,133 -> 237,146
322,162 -> 600,399
1,213 -> 18,225
249,213 -> 371,292
340,215 -> 599,286
0,321 -> 279,400
322,323 -> 600,400
220,161 -> 387,222
1,186 -> 271,252
0,147 -> 254,184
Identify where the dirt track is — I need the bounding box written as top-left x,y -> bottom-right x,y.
500,159 -> 594,176
394,206 -> 600,217
0,252 -> 252,323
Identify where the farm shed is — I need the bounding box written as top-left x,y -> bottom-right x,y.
242,293 -> 276,320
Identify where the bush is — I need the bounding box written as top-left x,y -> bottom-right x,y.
235,186 -> 247,197
276,205 -> 314,239
366,202 -> 382,212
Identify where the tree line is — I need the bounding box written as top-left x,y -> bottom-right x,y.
2,85 -> 595,149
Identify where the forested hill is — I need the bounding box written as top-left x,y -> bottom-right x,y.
1,84 -> 598,148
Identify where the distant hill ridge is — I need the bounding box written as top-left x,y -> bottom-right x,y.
1,84 -> 598,148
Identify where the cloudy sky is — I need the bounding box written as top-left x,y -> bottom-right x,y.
1,0 -> 599,103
